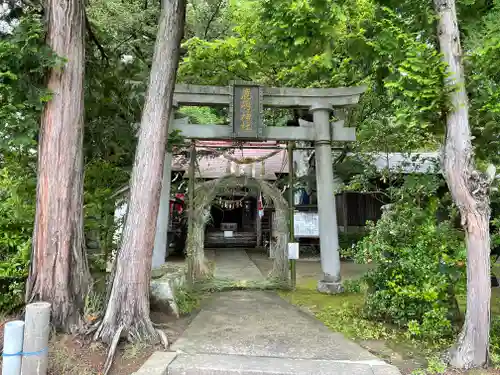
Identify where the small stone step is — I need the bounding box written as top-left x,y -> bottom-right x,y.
167,353 -> 401,375
133,351 -> 177,375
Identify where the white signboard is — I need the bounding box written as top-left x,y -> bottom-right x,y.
294,211 -> 319,238
288,242 -> 299,260
223,231 -> 234,238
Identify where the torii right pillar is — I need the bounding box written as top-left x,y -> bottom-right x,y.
311,104 -> 343,294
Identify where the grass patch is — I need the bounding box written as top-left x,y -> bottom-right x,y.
194,277 -> 291,293
279,278 -> 451,373
122,342 -> 151,360
279,267 -> 500,375
279,279 -> 407,341
174,285 -> 202,315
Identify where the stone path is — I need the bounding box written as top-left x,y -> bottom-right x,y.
212,249 -> 265,282
140,250 -> 401,375
172,290 -> 381,361
167,290 -> 400,374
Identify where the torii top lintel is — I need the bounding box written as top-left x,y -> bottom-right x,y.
173,82 -> 366,108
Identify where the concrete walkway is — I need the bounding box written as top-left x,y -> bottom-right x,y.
212,249 -> 266,282
167,290 -> 400,374
137,250 -> 400,374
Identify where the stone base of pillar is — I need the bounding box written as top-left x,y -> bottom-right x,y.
317,280 -> 344,294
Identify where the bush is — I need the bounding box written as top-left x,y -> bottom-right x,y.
0,15 -> 57,312
491,316 -> 500,367
84,160 -> 129,273
0,162 -> 35,311
492,216 -> 499,249
339,232 -> 366,252
349,184 -> 466,340
174,286 -> 201,315
342,278 -> 365,293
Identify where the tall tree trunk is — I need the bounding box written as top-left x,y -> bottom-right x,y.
26,0 -> 91,332
433,0 -> 494,368
95,0 -> 186,345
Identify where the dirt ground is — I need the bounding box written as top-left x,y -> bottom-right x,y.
1,308 -> 195,375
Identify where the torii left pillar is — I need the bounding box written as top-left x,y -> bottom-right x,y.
152,105 -> 176,269
152,151 -> 173,269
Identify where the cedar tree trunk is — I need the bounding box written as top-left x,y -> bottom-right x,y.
26,0 -> 91,332
434,0 -> 493,368
95,0 -> 186,344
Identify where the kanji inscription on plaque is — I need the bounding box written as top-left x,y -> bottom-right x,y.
231,82 -> 262,139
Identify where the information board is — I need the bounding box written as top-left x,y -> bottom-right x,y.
294,211 -> 319,238
231,82 -> 263,139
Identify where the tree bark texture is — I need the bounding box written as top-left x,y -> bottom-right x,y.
434,0 -> 491,368
95,0 -> 186,344
26,0 -> 91,332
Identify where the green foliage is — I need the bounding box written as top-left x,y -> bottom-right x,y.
84,285 -> 105,321
179,36 -> 259,85
0,160 -> 35,261
424,357 -> 447,374
0,16 -> 59,152
492,216 -> 500,249
491,316 -> 500,367
349,177 -> 466,340
194,277 -> 290,293
280,281 -> 394,340
0,164 -> 32,309
185,0 -> 234,40
463,1 -> 500,165
0,277 -> 26,313
317,301 -> 394,341
178,106 -> 225,124
410,356 -> 448,375
339,232 -> 366,250
0,15 -> 56,312
342,279 -> 365,294
84,160 -> 129,272
367,8 -> 448,127
174,286 -> 202,315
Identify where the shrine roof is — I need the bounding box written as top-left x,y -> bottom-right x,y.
367,152 -> 439,174
171,140 -> 289,180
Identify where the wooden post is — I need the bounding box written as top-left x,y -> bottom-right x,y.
342,191 -> 348,233
21,302 -> 51,375
256,196 -> 262,247
288,141 -> 296,288
187,141 -> 196,283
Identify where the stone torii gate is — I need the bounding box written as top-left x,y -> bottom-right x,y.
153,81 -> 365,293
